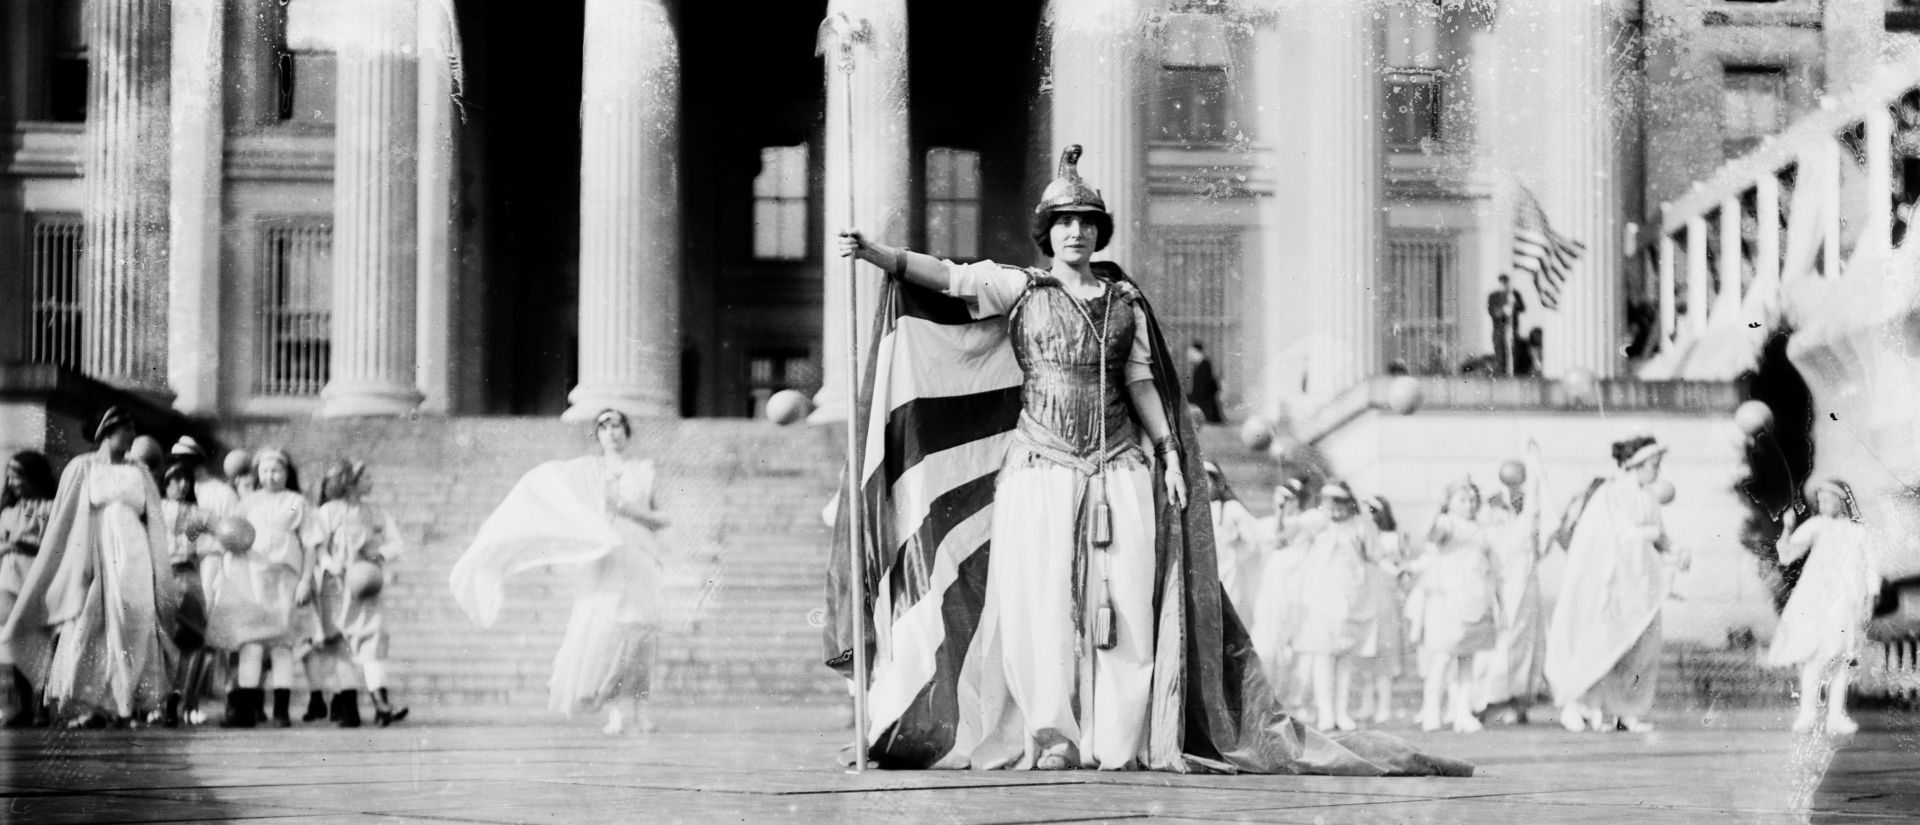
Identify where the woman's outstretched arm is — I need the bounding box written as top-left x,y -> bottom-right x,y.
838,229 -> 949,292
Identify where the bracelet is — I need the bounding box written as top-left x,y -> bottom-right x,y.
1153,437 -> 1176,455
888,247 -> 912,279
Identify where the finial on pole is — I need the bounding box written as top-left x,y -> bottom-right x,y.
815,12 -> 873,75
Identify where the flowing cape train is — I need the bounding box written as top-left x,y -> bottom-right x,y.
1544,477 -> 1673,702
449,457 -> 625,628
823,274 -> 1472,776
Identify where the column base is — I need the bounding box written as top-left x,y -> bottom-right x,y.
562,385 -> 676,423
806,384 -> 849,424
315,381 -> 425,418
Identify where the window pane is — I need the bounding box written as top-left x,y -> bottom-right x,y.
926,202 -> 953,259
927,149 -> 953,198
779,201 -> 808,259
954,204 -> 981,259
778,145 -> 809,198
955,151 -> 981,199
753,201 -> 780,258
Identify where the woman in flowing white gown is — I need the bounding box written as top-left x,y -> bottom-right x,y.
1545,435 -> 1684,733
1474,442 -> 1547,724
451,409 -> 674,735
0,407 -> 177,726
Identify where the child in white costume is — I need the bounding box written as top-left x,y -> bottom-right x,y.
1292,482 -> 1378,732
1474,443 -> 1548,724
1766,479 -> 1880,734
1250,478 -> 1328,715
207,448 -> 322,728
315,461 -> 410,727
1205,462 -> 1263,617
1351,496 -> 1409,725
1409,479 -> 1500,732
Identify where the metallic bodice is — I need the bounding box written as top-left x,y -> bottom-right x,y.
1008,280 -> 1138,454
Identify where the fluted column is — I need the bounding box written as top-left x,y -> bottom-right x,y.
810,0 -> 909,424
1281,0 -> 1381,394
1492,0 -> 1627,378
562,0 -> 680,422
1046,0 -> 1148,272
317,0 -> 424,417
167,0 -> 224,414
83,0 -> 173,398
416,0 -> 458,414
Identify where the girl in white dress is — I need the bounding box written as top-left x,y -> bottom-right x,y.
1205,462 -> 1262,618
1766,479 -> 1879,734
1292,482 -> 1377,732
315,461 -> 410,727
1252,478 -> 1327,714
213,448 -> 323,728
0,451 -> 56,726
1409,479 -> 1499,732
1352,496 -> 1409,725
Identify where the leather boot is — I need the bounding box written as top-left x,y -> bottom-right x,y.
3,670 -> 33,728
162,693 -> 182,728
333,690 -> 362,728
221,689 -> 257,729
271,688 -> 293,728
374,688 -> 408,727
303,690 -> 328,722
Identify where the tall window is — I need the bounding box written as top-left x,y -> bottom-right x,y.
256,222 -> 333,396
1152,231 -> 1239,364
45,0 -> 87,122
1384,71 -> 1446,150
1381,234 -> 1458,375
1156,67 -> 1232,144
23,214 -> 83,369
277,49 -> 337,123
1723,65 -> 1787,156
924,148 -> 982,260
752,145 -> 810,261
1154,12 -> 1233,145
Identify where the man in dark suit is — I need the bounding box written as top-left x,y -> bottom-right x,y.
1488,275 -> 1526,376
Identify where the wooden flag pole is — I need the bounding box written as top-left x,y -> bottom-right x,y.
818,10 -> 873,775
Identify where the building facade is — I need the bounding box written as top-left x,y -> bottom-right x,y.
3,0 -> 1913,428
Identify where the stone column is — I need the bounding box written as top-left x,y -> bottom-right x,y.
167,0 -> 224,414
1046,0 -> 1148,272
562,0 -> 681,422
809,0 -> 910,423
1491,0 -> 1628,378
82,0 -> 173,399
1279,0 -> 1381,395
416,0 -> 458,414
317,0 -> 424,417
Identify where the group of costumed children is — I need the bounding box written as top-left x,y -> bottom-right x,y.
0,406 -> 407,729
1211,435 -> 1883,736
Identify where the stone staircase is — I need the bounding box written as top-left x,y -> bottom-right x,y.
218,417 -> 847,711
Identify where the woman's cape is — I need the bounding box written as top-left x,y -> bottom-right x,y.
0,454 -> 178,685
449,456 -> 623,628
1544,477 -> 1672,701
823,273 -> 1471,776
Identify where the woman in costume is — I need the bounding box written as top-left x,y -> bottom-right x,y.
315,460 -> 410,727
1474,443 -> 1547,724
1765,479 -> 1879,734
0,407 -> 178,727
833,145 -> 1468,775
0,451 -> 57,726
1545,435 -> 1681,733
451,409 -> 672,735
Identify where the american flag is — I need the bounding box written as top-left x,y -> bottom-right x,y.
822,276 -> 1022,768
1511,185 -> 1585,310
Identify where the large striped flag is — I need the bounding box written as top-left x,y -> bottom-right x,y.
1511,185 -> 1586,310
821,275 -> 1023,767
